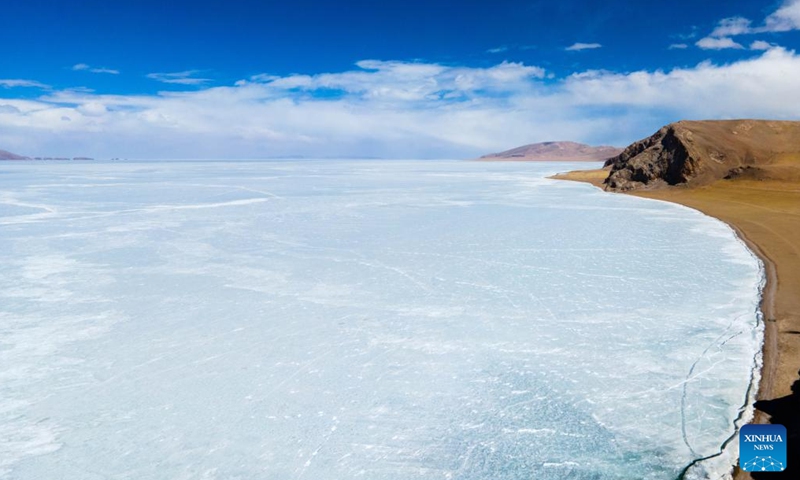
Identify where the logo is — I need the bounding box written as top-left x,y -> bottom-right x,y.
739,424 -> 787,472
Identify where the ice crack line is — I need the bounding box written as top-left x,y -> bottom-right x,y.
679,327 -> 744,456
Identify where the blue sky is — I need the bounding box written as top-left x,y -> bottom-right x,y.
2,0 -> 800,158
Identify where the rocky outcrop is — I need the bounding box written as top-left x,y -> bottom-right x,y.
604,120 -> 800,191
480,141 -> 622,162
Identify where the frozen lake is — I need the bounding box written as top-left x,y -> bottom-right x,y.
0,160 -> 762,479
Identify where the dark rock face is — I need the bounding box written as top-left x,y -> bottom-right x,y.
604,126 -> 697,191
724,165 -> 757,180
603,120 -> 800,191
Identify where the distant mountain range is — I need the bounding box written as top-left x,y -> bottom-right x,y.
479,141 -> 623,162
0,148 -> 29,160
0,148 -> 94,161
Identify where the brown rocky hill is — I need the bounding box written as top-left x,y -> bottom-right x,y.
480,141 -> 622,162
0,148 -> 29,160
604,120 -> 800,191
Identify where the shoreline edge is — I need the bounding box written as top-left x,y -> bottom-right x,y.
550,167 -> 795,480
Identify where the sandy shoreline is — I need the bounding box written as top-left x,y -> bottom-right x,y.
552,169 -> 799,479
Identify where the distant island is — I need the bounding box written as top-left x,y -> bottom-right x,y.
0,148 -> 94,161
479,141 -> 623,162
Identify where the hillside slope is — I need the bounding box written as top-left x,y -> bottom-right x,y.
480,141 -> 622,162
604,120 -> 800,191
0,148 -> 29,160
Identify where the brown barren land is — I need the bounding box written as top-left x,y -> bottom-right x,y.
553,141 -> 800,479
479,141 -> 622,162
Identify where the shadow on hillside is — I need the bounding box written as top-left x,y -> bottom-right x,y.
751,369 -> 800,478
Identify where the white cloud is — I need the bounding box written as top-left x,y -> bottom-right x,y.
72,63 -> 120,74
673,28 -> 698,41
247,74 -> 279,83
0,79 -> 50,89
695,36 -> 744,50
750,40 -> 774,51
91,67 -> 119,75
669,43 -> 688,50
763,0 -> 800,32
709,17 -> 752,37
566,42 -> 602,51
77,102 -> 108,117
696,0 -> 800,48
243,60 -> 545,102
3,50 -> 800,159
487,46 -> 508,53
560,48 -> 800,116
695,16 -> 749,50
146,71 -> 211,85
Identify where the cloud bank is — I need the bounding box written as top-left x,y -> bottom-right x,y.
2,49 -> 800,158
696,0 -> 800,49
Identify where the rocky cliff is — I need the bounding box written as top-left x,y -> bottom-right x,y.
481,141 -> 622,162
604,120 -> 800,191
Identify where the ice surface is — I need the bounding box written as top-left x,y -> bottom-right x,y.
0,160 -> 762,479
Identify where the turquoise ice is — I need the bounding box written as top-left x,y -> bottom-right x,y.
0,160 -> 762,479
